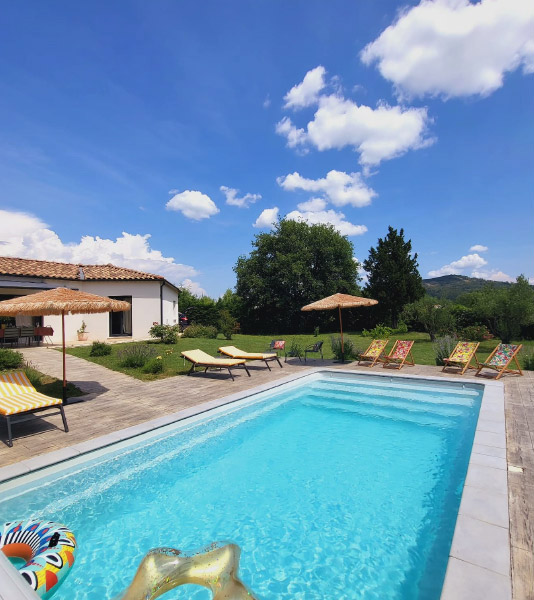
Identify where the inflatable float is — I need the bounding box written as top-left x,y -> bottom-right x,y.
0,519 -> 76,599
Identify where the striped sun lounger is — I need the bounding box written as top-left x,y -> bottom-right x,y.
181,349 -> 251,381
0,371 -> 68,447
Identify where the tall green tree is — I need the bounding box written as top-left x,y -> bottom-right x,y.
234,219 -> 360,333
363,226 -> 425,327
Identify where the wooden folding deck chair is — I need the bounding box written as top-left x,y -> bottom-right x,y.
181,350 -> 250,381
476,343 -> 523,380
0,371 -> 68,447
357,339 -> 389,367
218,346 -> 283,370
380,340 -> 415,369
441,341 -> 480,375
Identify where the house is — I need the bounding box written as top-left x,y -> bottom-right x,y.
0,256 -> 179,344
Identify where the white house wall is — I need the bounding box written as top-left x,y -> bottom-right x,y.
3,277 -> 178,344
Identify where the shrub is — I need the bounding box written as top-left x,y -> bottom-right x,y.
0,348 -> 24,371
143,356 -> 164,374
330,336 -> 360,361
23,361 -> 41,387
90,341 -> 112,356
117,344 -> 157,368
522,351 -> 534,371
218,310 -> 237,340
286,339 -> 302,358
460,325 -> 491,342
393,321 -> 408,334
149,324 -> 179,344
314,326 -> 320,337
362,324 -> 393,338
433,335 -> 458,366
182,324 -> 218,339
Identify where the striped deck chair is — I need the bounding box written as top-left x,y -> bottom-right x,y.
441,341 -> 480,375
0,371 -> 68,448
476,343 -> 523,380
357,339 -> 389,367
380,340 -> 415,369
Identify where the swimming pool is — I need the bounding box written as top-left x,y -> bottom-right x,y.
0,371 -> 484,599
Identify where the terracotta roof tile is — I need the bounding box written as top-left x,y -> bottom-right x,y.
0,256 -> 163,282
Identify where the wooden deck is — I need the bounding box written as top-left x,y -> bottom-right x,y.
1,347 -> 532,599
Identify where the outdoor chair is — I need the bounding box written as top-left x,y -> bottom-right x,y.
181,349 -> 250,381
380,340 -> 415,369
1,327 -> 19,347
20,326 -> 36,346
441,341 -> 480,375
218,346 -> 282,370
0,371 -> 68,448
476,343 -> 523,380
267,340 -> 286,355
304,341 -> 324,363
357,339 -> 389,367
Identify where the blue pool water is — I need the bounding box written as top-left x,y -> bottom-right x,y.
0,372 -> 482,599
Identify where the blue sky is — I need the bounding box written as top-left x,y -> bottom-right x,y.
1,0 -> 533,296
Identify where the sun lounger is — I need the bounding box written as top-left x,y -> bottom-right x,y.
218,346 -> 283,370
476,343 -> 523,380
380,340 -> 415,369
357,339 -> 389,367
181,349 -> 250,381
0,371 -> 68,448
441,341 -> 480,375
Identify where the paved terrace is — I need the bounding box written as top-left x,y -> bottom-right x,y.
0,347 -> 533,599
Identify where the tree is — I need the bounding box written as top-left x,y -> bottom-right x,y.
402,296 -> 456,341
461,276 -> 534,343
363,226 -> 425,327
234,219 -> 360,333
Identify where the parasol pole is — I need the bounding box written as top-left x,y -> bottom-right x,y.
62,310 -> 67,403
338,305 -> 345,362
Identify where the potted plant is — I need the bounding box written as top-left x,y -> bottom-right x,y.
77,321 -> 88,341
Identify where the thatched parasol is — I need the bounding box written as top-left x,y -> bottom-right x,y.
0,288 -> 130,401
302,293 -> 378,361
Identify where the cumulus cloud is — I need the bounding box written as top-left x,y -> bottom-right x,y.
220,185 -> 261,208
276,69 -> 433,166
297,198 -> 327,212
471,269 -> 514,283
277,169 -> 377,208
166,190 -> 219,220
470,244 -> 489,252
428,253 -> 488,277
253,207 -> 279,229
361,0 -> 534,99
0,209 -> 206,293
284,66 -> 327,109
285,209 -> 367,237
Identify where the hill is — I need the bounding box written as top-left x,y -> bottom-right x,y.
422,275 -> 513,301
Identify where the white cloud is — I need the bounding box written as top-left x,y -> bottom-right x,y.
166,190 -> 219,220
470,244 -> 489,252
285,209 -> 367,237
428,252 -> 487,277
263,95 -> 271,109
220,185 -> 261,208
284,66 -> 326,109
278,169 -> 377,208
253,207 -> 279,229
0,209 -> 205,293
471,269 -> 514,283
361,0 -> 534,99
297,198 -> 327,212
276,92 -> 433,167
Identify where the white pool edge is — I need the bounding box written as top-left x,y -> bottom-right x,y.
0,368 -> 510,600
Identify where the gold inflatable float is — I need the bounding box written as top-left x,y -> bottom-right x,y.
117,541 -> 258,600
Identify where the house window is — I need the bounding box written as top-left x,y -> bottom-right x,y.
109,296 -> 132,337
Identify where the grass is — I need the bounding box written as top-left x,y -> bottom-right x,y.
64,332 -> 534,381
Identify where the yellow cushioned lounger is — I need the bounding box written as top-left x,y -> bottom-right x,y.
181,349 -> 250,381
0,371 -> 68,447
218,346 -> 283,370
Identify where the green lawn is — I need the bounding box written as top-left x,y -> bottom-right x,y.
65,333 -> 534,381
